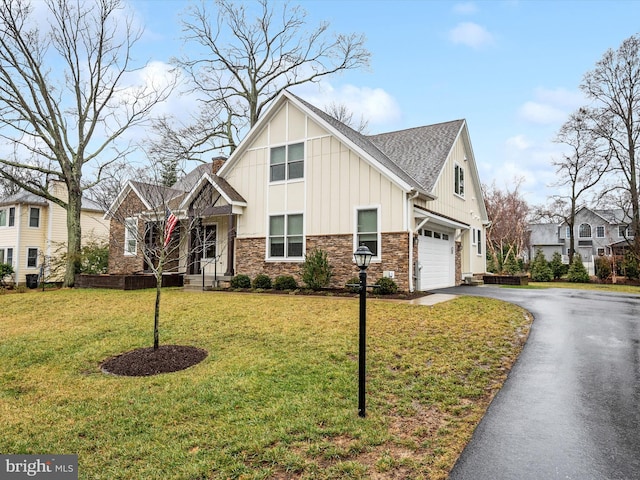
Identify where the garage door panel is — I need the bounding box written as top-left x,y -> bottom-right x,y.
418,228 -> 454,291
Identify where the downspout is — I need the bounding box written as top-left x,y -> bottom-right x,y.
407,190 -> 420,292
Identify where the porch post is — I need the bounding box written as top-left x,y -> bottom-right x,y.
225,213 -> 236,276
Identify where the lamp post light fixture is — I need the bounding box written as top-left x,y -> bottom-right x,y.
353,245 -> 373,417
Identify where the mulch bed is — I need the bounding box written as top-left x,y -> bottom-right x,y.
101,345 -> 208,377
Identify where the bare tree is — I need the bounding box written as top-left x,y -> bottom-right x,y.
0,0 -> 176,286
169,0 -> 370,154
551,107 -> 610,263
581,33 -> 640,261
325,101 -> 369,134
483,179 -> 530,272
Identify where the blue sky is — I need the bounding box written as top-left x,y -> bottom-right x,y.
128,0 -> 640,206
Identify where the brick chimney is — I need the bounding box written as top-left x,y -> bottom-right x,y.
212,156 -> 227,174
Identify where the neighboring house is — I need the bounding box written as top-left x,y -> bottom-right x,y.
0,180 -> 110,285
528,206 -> 635,274
106,90 -> 489,291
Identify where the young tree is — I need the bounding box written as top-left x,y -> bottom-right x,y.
483,179 -> 531,273
567,253 -> 590,283
530,249 -> 553,282
552,108 -> 610,264
0,0 -> 176,286
581,34 -> 640,263
549,251 -> 567,280
160,0 -> 370,158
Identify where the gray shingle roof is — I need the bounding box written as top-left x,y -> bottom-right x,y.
289,92 -> 464,194
0,189 -> 105,211
368,120 -> 465,192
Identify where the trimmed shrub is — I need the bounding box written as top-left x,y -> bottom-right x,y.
567,254 -> 590,283
0,262 -> 14,287
230,274 -> 251,289
374,277 -> 398,295
549,251 -> 567,279
301,248 -> 333,290
274,275 -> 298,291
594,256 -> 612,281
252,274 -> 272,289
530,249 -> 553,282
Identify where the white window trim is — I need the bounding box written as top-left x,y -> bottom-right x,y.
269,142 -> 305,184
124,217 -> 138,256
202,222 -> 218,260
0,247 -> 14,266
578,223 -> 592,238
566,226 -> 571,238
454,163 -> 465,198
596,225 -> 605,238
476,228 -> 482,256
26,247 -> 39,269
266,212 -> 305,262
28,207 -> 40,228
353,206 -> 382,263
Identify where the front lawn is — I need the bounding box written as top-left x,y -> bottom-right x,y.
523,281 -> 640,294
0,289 -> 530,479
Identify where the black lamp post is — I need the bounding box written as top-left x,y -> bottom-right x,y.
353,245 -> 373,417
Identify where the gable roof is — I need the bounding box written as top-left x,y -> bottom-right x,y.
0,188 -> 105,211
368,120 -> 465,193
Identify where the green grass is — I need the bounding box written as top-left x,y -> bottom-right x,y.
0,289 -> 531,479
513,281 -> 640,295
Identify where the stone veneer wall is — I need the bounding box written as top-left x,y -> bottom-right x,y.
235,232 -> 411,291
108,190 -> 146,274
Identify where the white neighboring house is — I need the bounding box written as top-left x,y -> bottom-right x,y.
0,181 -> 109,286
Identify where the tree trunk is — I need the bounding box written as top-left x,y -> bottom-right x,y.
153,250 -> 165,350
65,187 -> 83,287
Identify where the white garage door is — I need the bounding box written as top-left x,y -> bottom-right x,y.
418,228 -> 455,291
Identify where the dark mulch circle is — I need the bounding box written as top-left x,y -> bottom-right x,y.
101,345 -> 208,377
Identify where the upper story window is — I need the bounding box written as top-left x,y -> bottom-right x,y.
578,223 -> 591,238
596,226 -> 605,238
9,207 -> 14,226
269,214 -> 303,259
618,225 -> 633,238
124,217 -> 138,256
0,209 -> 5,227
454,164 -> 465,197
356,208 -> 379,257
29,207 -> 40,228
270,143 -> 304,182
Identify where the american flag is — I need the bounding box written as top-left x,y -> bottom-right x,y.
163,209 -> 178,248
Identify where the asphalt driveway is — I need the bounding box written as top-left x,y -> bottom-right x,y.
433,285 -> 640,480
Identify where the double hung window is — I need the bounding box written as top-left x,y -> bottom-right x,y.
27,248 -> 38,268
269,214 -> 303,258
270,143 -> 304,182
29,207 -> 40,228
124,218 -> 138,255
357,208 -> 379,257
454,164 -> 465,196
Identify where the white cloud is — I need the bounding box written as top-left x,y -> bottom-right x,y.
295,83 -> 402,127
453,2 -> 478,15
448,22 -> 495,49
505,134 -> 532,150
518,101 -> 567,125
518,87 -> 585,125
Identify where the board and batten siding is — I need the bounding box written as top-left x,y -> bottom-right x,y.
227,100 -> 407,240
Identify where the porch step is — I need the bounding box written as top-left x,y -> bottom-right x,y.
184,274 -> 233,291
464,276 -> 485,286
